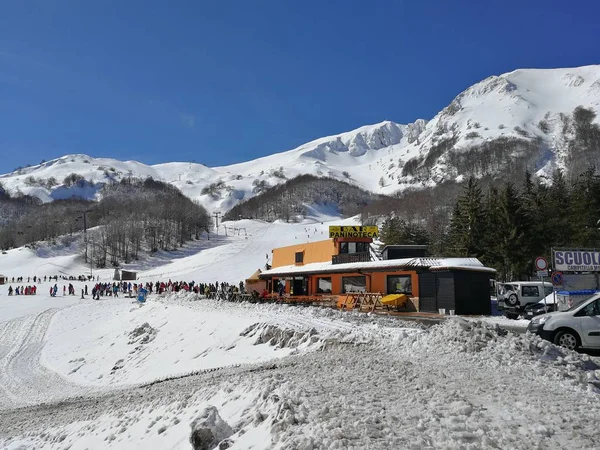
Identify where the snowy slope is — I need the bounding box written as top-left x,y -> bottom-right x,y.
0,214 -> 361,285
0,216 -> 599,448
0,291 -> 599,449
392,64 -> 600,185
2,65 -> 600,211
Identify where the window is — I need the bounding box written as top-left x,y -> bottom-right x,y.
356,242 -> 369,253
581,299 -> 600,316
544,285 -> 553,296
521,286 -> 539,297
342,276 -> 366,293
499,284 -> 515,295
295,251 -> 304,264
317,277 -> 332,293
339,242 -> 370,254
387,275 -> 412,295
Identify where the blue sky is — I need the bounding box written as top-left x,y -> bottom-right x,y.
1,0 -> 599,172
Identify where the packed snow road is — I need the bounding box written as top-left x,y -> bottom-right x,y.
0,307 -> 100,409
0,293 -> 599,449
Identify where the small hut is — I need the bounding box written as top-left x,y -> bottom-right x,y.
0,274 -> 6,285
245,269 -> 266,294
121,270 -> 137,281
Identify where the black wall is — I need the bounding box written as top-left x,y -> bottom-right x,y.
418,270 -> 492,315
453,271 -> 492,315
384,247 -> 427,259
419,272 -> 438,313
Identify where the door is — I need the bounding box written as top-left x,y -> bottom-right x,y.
292,277 -> 307,296
577,299 -> 600,348
419,273 -> 437,313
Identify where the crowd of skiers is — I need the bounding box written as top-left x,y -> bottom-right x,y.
6,275 -> 101,284
79,280 -> 247,300
7,285 -> 37,295
4,277 -> 262,303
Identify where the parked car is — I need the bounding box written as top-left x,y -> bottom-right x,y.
527,294 -> 600,350
497,281 -> 553,319
523,301 -> 556,320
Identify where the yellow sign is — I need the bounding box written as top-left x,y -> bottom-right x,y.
328,225 -> 379,239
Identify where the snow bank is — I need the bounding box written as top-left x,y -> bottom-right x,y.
41,296 -> 325,387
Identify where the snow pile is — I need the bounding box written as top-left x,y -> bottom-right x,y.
189,406 -> 234,450
402,318 -> 600,392
241,323 -> 320,349
40,297 -> 328,389
127,322 -> 158,346
1,307 -> 600,449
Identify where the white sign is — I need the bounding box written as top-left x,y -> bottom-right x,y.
554,250 -> 600,272
535,257 -> 548,271
536,270 -> 548,278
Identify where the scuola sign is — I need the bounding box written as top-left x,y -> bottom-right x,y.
329,225 -> 379,239
553,249 -> 600,272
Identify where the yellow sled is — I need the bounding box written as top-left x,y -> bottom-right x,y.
380,293 -> 409,309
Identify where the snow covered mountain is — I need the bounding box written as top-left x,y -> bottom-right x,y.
2,64 -> 600,212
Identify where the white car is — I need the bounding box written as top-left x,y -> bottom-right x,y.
497,281 -> 553,319
527,294 -> 600,350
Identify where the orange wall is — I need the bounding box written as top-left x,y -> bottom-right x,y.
272,239 -> 338,268
309,271 -> 419,297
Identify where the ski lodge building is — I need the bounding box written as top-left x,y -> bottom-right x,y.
259,226 -> 495,315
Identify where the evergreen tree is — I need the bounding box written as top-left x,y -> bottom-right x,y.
570,168 -> 600,247
482,185 -> 502,270
497,183 -> 532,279
543,170 -> 573,248
380,215 -> 429,246
520,170 -> 546,258
448,177 -> 486,257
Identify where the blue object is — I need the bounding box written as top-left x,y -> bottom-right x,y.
137,288 -> 147,303
551,272 -> 563,285
557,290 -> 599,296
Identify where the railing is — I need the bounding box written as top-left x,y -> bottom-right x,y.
332,252 -> 371,265
369,244 -> 382,261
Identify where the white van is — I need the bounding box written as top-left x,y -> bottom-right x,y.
528,294 -> 600,350
497,281 -> 554,319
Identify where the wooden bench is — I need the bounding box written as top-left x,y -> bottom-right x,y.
338,292 -> 383,312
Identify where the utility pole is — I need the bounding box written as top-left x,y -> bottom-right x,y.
79,209 -> 92,262
213,212 -> 222,235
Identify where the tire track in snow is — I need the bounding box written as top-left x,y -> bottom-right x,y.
0,309 -> 96,410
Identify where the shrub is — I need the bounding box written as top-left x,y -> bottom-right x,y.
272,167 -> 286,179
538,120 -> 550,133
513,126 -> 530,137
24,176 -> 38,187
63,173 -> 84,186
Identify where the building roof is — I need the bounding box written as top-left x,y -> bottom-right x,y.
381,244 -> 428,251
245,269 -> 262,282
260,257 -> 496,278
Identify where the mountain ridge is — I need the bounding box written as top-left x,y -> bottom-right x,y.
2,64 -> 600,212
